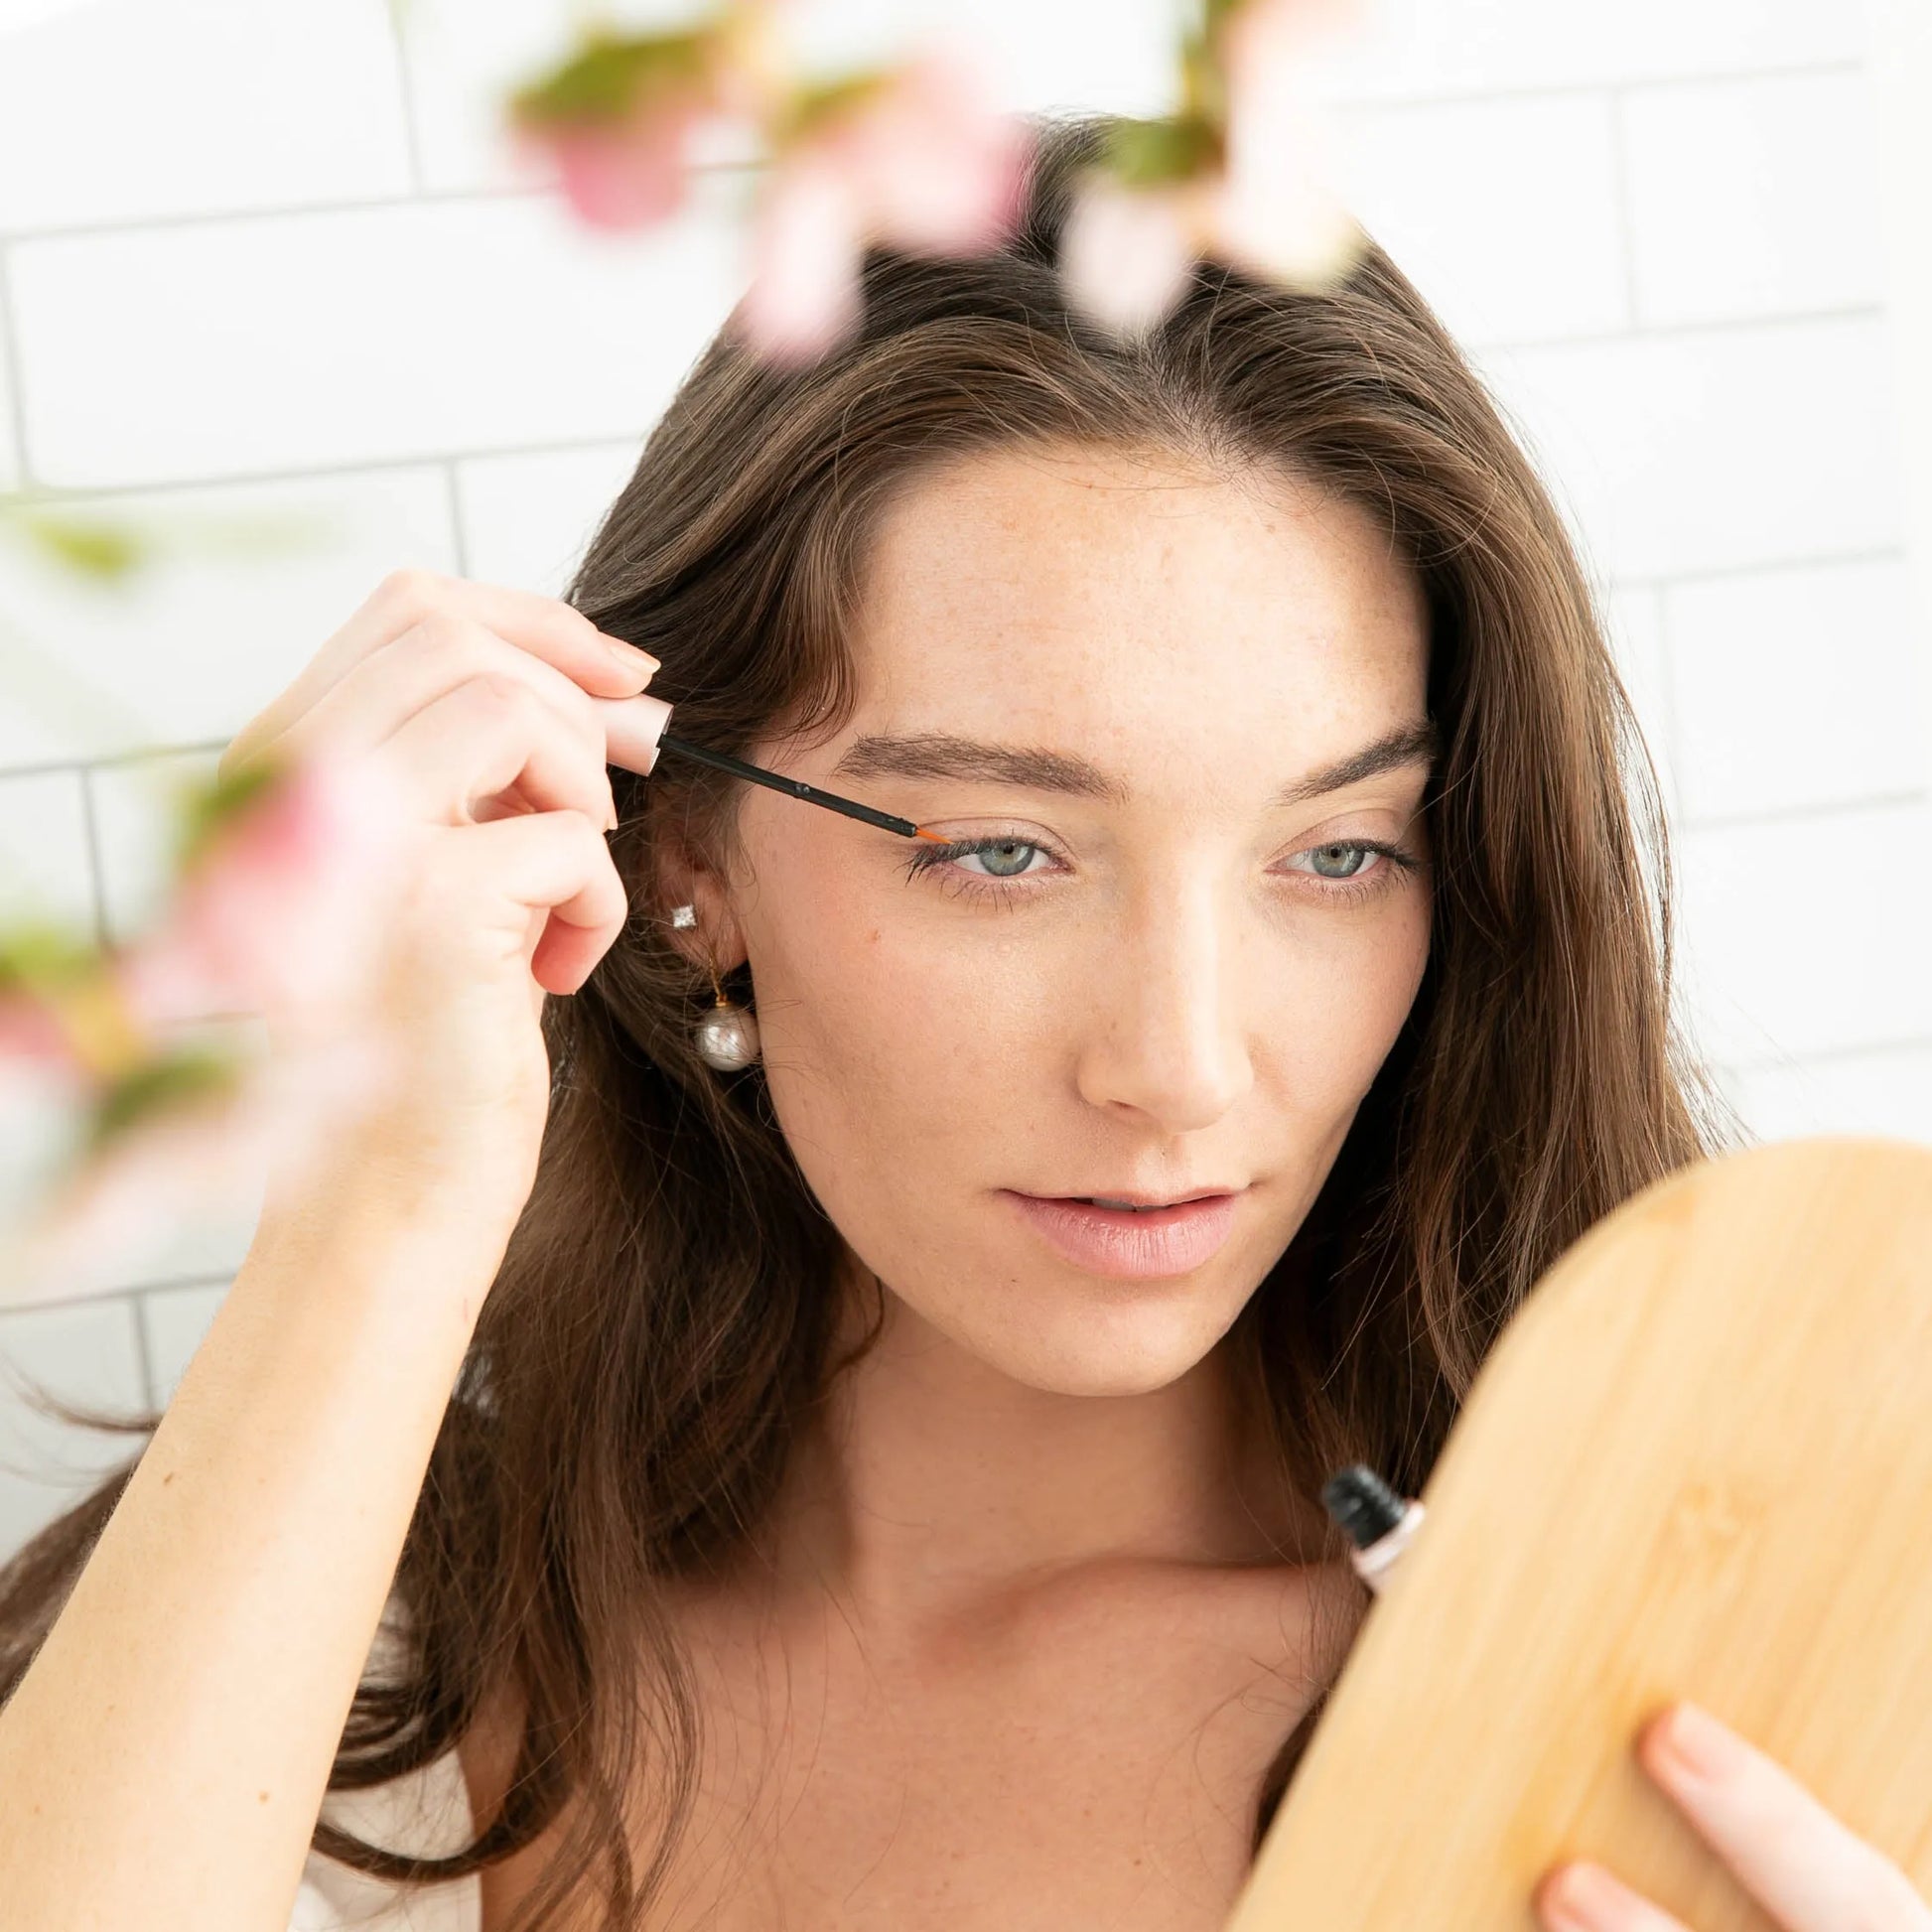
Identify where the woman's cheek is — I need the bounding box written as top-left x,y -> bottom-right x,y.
755,894 -> 1043,1138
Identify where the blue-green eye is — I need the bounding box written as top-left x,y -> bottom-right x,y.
951,838 -> 1041,879
900,835 -> 1053,897
1281,841 -> 1423,900
1303,842 -> 1378,880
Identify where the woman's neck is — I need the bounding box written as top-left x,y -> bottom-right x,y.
747,1259 -> 1320,1631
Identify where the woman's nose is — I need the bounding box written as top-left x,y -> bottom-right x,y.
1072,878 -> 1256,1133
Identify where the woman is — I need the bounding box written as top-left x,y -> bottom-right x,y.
3,110 -> 1923,1932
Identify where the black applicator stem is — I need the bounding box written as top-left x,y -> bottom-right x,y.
654,733 -> 947,841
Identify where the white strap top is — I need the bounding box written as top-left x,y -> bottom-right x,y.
288,1744 -> 481,1932
287,1594 -> 483,1932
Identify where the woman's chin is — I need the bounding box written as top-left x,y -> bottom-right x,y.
926,1283 -> 1234,1399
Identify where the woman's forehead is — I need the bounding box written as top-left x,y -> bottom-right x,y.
846,446 -> 1428,737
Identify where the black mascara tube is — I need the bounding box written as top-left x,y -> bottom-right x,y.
1320,1464 -> 1427,1595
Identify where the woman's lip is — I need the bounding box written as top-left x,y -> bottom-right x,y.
1000,1188 -> 1242,1280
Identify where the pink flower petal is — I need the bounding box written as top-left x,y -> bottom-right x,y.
1057,177 -> 1196,336
512,93 -> 704,231
854,52 -> 1028,254
121,746 -> 410,1033
1218,0 -> 1365,287
0,992 -> 72,1067
740,149 -> 868,363
1212,146 -> 1363,287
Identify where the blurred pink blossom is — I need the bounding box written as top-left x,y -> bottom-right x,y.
1214,0 -> 1362,285
739,49 -> 1029,363
1060,0 -> 1366,337
0,991 -> 69,1066
120,748 -> 408,1032
1057,176 -> 1198,337
513,85 -> 713,230
0,1028 -> 395,1304
0,747 -> 410,1303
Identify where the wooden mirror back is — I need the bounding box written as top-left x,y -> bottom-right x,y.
1225,1134 -> 1932,1930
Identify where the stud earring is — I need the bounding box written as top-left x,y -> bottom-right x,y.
668,902 -> 760,1070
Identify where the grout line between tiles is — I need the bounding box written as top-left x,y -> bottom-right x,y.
0,244 -> 33,488
1603,89 -> 1648,333
74,765 -> 112,949
443,461 -> 471,576
1326,57 -> 1870,114
125,1289 -> 158,1414
5,435 -> 645,504
1679,786 -> 1928,836
383,0 -> 429,196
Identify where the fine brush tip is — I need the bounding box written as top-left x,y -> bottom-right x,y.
912,827 -> 950,842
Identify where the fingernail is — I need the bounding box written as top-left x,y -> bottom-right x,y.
606,636 -> 659,674
1542,1863 -> 1625,1931
1660,1703 -> 1743,1782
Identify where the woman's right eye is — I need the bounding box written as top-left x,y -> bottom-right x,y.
952,839 -> 1046,879
898,834 -> 1062,899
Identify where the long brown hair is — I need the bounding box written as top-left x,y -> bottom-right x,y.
1,109 -> 1748,1926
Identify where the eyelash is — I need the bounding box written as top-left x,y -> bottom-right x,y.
897,832 -> 1425,908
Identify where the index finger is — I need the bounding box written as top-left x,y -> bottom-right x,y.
228,568 -> 656,771
1637,1703 -> 1932,1930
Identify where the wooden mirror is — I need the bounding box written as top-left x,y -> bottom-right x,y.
1226,1135 -> 1932,1930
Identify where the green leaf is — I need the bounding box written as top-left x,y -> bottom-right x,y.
85,1043 -> 241,1155
507,28 -> 713,129
0,918 -> 97,999
767,68 -> 892,149
1102,113 -> 1221,189
7,507 -> 148,581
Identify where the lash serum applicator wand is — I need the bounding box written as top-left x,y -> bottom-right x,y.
652,733 -> 953,844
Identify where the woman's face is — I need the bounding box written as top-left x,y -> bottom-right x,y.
708,442 -> 1434,1398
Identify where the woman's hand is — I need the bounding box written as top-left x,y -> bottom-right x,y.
218,568 -> 672,1241
1533,1702 -> 1932,1930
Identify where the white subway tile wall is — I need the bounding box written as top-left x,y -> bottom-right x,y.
1473,318 -> 1904,583
10,194 -> 748,488
138,1282 -> 234,1409
1664,558 -> 1930,824
1332,95 -> 1630,346
1621,71 -> 1886,326
0,0 -> 416,236
455,442 -> 647,598
1,0 -> 1927,1553
0,470 -> 460,771
0,765 -> 96,933
0,277 -> 19,491
0,1296 -> 149,1560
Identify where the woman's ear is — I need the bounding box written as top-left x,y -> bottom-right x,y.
651,831 -> 749,976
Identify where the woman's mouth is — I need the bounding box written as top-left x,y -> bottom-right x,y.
1000,1189 -> 1243,1279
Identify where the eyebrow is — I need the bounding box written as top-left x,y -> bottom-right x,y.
829,717 -> 1443,812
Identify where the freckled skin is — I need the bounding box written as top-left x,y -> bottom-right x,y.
690,444 -> 1432,1409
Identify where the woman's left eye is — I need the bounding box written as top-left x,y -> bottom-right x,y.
1284,840 -> 1423,899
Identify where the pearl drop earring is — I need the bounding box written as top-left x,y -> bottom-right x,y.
696,967 -> 760,1071
668,902 -> 760,1070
